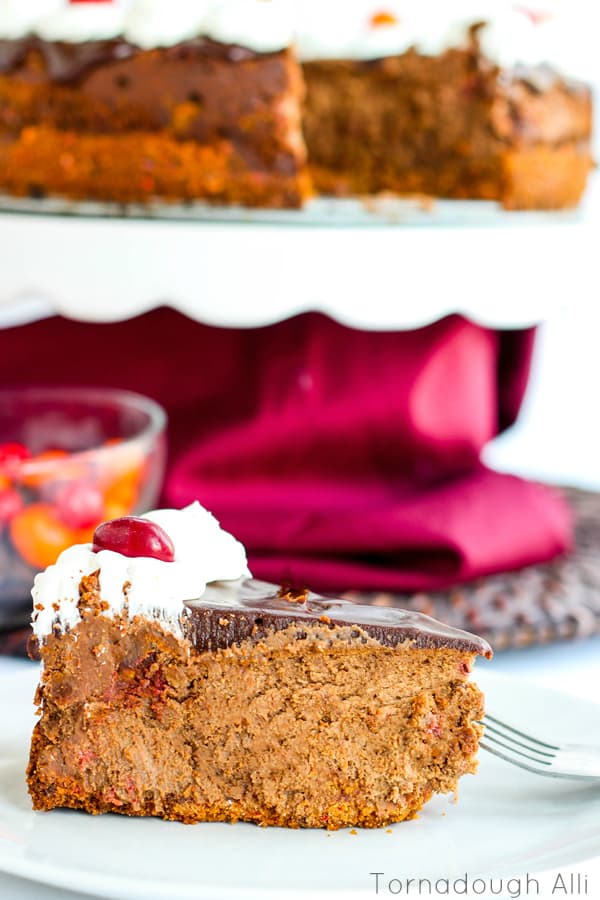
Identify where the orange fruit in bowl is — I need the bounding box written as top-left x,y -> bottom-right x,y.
93,439 -> 147,515
10,503 -> 92,570
103,469 -> 141,512
18,449 -> 71,490
103,501 -> 133,522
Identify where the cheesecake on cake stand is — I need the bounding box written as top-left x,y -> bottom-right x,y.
0,0 -> 593,210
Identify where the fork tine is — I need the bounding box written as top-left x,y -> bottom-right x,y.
484,714 -> 560,751
480,715 -> 600,780
480,734 -> 553,767
483,721 -> 556,758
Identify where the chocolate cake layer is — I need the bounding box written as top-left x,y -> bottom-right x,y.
187,578 -> 493,656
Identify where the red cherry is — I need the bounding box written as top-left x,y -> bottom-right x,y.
55,482 -> 105,529
93,517 -> 175,562
0,442 -> 31,471
0,487 -> 23,524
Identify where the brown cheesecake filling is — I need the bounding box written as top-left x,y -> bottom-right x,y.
302,46 -> 593,210
28,575 -> 490,829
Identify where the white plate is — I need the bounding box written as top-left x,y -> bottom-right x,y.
1,667 -> 599,900
0,177 -> 598,332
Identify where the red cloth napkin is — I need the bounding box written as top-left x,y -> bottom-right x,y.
191,470 -> 568,592
0,309 -> 571,592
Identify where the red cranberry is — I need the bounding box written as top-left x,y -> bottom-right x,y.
93,517 -> 175,562
425,716 -> 443,739
55,482 -> 105,529
0,442 -> 31,471
0,487 -> 23,524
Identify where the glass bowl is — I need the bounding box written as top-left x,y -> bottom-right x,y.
0,387 -> 167,630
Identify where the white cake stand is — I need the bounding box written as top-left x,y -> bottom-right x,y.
0,177 -> 597,330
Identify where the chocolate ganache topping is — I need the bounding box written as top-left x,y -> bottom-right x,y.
186,578 -> 493,657
0,35 -> 135,81
0,37 -> 29,72
0,35 -> 268,84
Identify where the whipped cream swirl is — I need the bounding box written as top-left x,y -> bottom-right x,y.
0,0 -> 591,80
124,0 -> 211,50
35,0 -> 129,43
295,0 -> 591,79
0,0 -> 62,40
31,502 -> 250,640
23,0 -> 295,53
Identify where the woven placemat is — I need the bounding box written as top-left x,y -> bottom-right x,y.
1,486 -> 598,656
344,487 -> 600,651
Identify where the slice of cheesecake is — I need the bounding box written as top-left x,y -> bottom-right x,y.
27,504 -> 492,829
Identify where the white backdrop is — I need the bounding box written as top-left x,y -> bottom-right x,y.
485,311 -> 600,490
488,20 -> 599,491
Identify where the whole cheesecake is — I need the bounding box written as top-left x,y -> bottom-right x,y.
0,0 -> 591,209
27,503 -> 492,829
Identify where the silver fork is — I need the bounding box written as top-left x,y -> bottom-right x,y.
480,714 -> 600,780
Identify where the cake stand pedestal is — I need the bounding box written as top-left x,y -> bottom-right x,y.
0,177 -> 597,330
